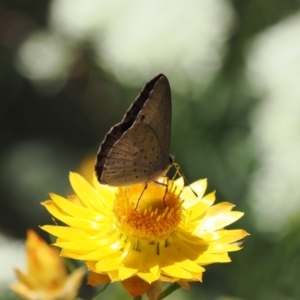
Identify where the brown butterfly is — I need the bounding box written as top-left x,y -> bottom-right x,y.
95,74 -> 174,186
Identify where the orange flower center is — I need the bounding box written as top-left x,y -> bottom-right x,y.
113,181 -> 183,240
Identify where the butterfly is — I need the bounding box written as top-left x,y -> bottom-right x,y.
95,74 -> 174,186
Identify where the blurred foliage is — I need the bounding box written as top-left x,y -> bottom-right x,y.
1,0 -> 300,299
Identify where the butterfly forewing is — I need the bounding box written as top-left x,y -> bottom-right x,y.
141,75 -> 172,161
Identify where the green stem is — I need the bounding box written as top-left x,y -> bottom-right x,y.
157,283 -> 180,300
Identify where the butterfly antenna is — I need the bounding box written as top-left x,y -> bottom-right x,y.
173,162 -> 198,197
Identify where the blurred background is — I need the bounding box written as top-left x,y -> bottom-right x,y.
1,0 -> 300,299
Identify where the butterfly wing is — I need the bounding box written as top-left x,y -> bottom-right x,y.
139,75 -> 172,163
95,74 -> 172,186
97,123 -> 165,185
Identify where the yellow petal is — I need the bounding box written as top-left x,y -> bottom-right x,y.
137,271 -> 160,284
50,193 -> 102,220
181,179 -> 208,208
212,229 -> 247,242
199,229 -> 248,242
196,253 -> 231,264
207,242 -> 243,253
69,172 -> 110,211
195,211 -> 244,233
42,200 -> 109,230
161,264 -> 193,280
95,254 -> 125,272
185,192 -> 216,221
41,225 -> 96,241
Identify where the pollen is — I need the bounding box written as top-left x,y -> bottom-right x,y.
113,181 -> 183,239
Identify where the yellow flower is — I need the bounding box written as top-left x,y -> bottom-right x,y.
41,173 -> 248,296
10,230 -> 85,300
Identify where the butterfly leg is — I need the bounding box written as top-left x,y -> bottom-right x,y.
135,183 -> 148,210
153,179 -> 169,206
162,181 -> 168,205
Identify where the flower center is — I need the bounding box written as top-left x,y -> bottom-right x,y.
113,181 -> 182,240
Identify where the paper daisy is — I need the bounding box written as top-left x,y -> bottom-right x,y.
41,173 -> 248,297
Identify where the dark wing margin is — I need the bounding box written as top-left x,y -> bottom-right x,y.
95,74 -> 166,183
